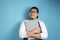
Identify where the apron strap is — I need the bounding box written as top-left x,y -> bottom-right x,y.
38,21 -> 42,33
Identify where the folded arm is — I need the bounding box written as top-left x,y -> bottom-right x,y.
19,21 -> 48,39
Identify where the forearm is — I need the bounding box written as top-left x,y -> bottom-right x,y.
26,31 -> 40,37
32,33 -> 41,39
26,28 -> 40,37
26,31 -> 33,37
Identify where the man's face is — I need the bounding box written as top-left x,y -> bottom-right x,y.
29,9 -> 38,19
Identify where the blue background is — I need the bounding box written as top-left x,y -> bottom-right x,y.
0,0 -> 60,40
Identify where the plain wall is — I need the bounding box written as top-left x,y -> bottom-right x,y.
0,0 -> 60,40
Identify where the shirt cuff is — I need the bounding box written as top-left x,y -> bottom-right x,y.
40,33 -> 48,39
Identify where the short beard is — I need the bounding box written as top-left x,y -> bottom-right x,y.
30,18 -> 36,20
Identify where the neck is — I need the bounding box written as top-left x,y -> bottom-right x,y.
30,18 -> 37,20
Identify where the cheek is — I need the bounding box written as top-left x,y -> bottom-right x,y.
29,13 -> 38,18
30,13 -> 34,16
34,13 -> 38,17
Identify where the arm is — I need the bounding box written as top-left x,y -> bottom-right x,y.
26,27 -> 41,39
19,21 -> 28,38
31,27 -> 41,39
19,21 -> 48,39
32,33 -> 41,39
40,21 -> 48,39
19,21 -> 38,38
26,27 -> 40,37
31,21 -> 48,39
19,21 -> 34,38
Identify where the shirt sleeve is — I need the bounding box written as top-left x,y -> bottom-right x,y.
19,21 -> 28,38
39,21 -> 48,39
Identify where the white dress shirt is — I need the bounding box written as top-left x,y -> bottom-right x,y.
19,19 -> 48,39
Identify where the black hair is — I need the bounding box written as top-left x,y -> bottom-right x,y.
30,7 -> 39,18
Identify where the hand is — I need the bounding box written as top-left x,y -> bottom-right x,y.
32,27 -> 40,34
26,27 -> 40,37
31,33 -> 41,39
26,31 -> 33,37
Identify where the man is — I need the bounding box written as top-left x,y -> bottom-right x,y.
19,7 -> 48,40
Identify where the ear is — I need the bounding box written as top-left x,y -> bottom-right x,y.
37,13 -> 39,16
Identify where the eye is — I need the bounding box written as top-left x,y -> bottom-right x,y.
31,11 -> 37,13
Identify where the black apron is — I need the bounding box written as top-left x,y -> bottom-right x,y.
23,21 -> 42,40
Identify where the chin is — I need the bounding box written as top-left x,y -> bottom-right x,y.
31,17 -> 34,18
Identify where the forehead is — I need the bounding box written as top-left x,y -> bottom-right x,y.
31,9 -> 37,11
